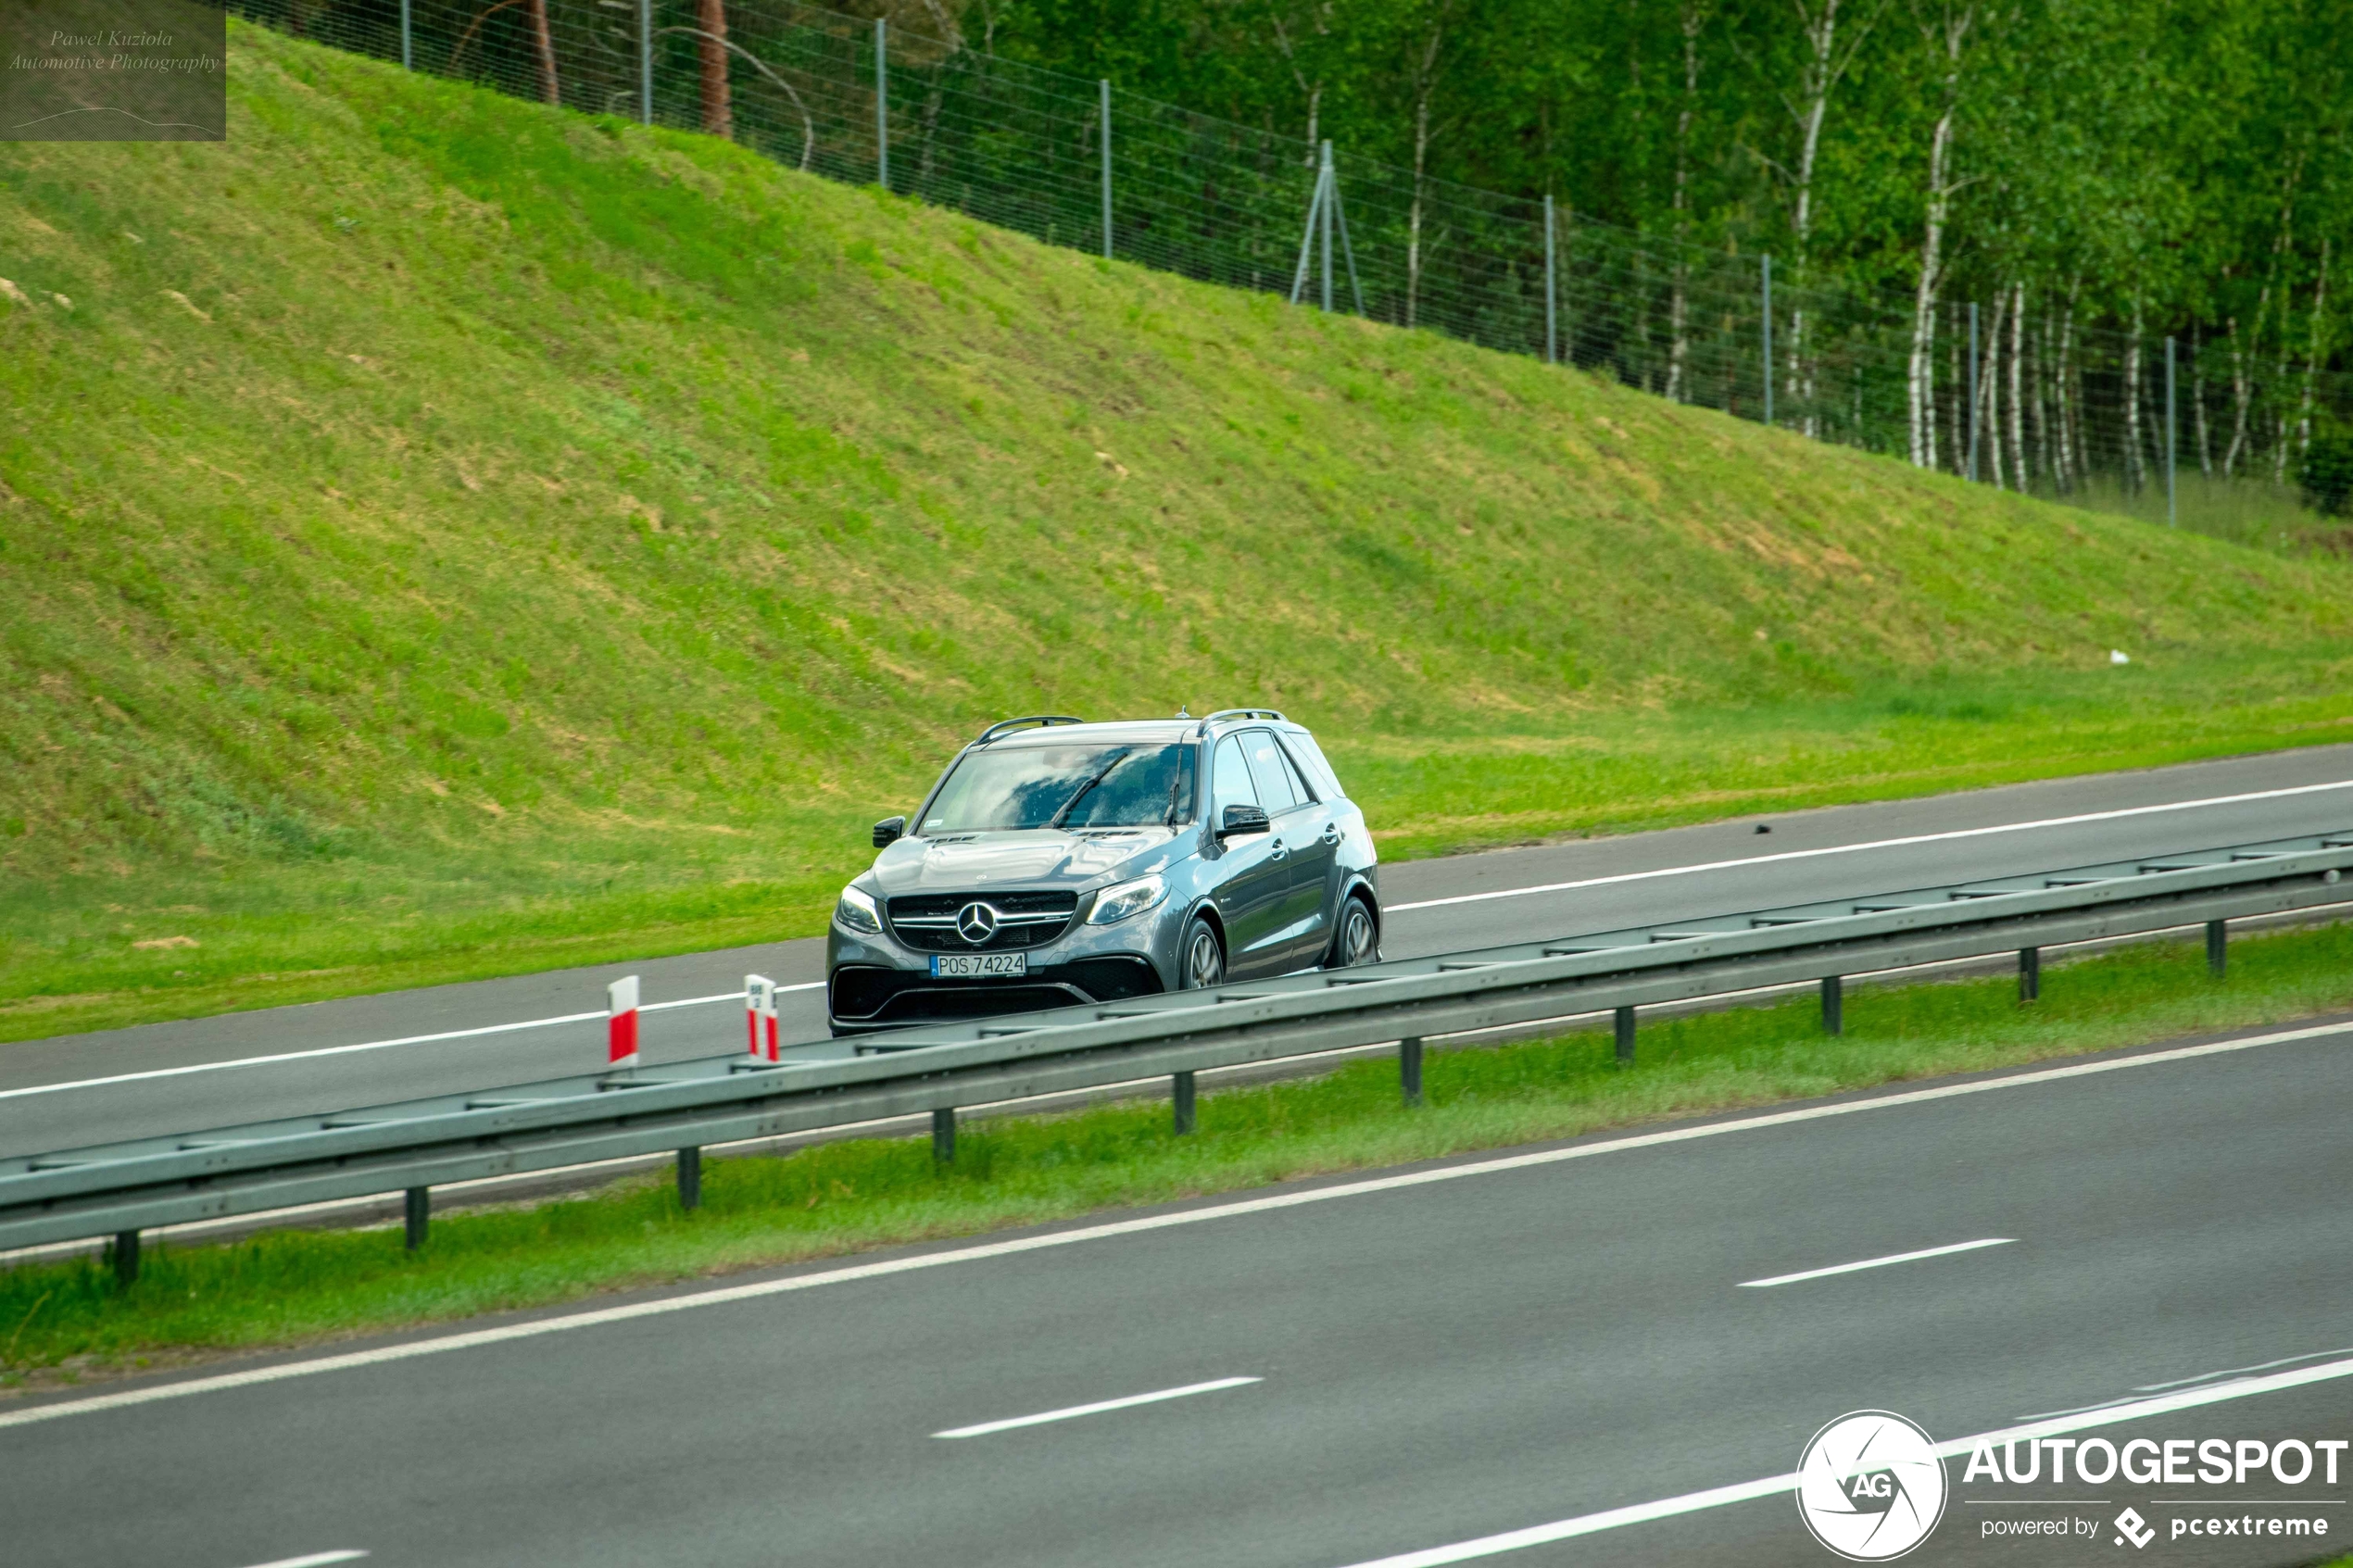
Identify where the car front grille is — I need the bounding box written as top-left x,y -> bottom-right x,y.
885,890 -> 1080,952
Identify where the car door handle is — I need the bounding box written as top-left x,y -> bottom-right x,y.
1269,838 -> 1288,860
1321,823 -> 1342,845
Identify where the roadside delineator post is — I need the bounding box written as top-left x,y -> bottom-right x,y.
746,973 -> 779,1061
608,974 -> 641,1071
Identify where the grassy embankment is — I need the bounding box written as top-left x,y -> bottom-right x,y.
5,23 -> 2353,1043
3,920 -> 2348,1386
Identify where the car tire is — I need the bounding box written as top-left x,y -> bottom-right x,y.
1325,893 -> 1379,969
1179,914 -> 1226,990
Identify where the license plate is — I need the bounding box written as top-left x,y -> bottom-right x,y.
931,952 -> 1027,979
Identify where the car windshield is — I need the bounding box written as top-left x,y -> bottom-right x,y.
921,743 -> 1195,833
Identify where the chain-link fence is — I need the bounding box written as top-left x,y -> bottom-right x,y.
223,0 -> 2352,532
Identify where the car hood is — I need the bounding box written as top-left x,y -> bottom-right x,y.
866,828 -> 1185,896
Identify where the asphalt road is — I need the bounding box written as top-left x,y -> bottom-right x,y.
5,1016 -> 2347,1568
6,741 -> 2353,1154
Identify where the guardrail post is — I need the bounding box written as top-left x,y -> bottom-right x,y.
2206,919 -> 2227,978
1613,1006 -> 1636,1064
932,1107 -> 955,1163
1820,975 -> 1843,1035
2019,947 -> 2040,1002
1400,1036 -> 1424,1106
403,1186 -> 429,1251
1172,1070 -> 1196,1134
109,1229 -> 139,1287
676,1147 -> 702,1210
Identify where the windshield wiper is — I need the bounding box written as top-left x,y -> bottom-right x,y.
1050,749 -> 1131,829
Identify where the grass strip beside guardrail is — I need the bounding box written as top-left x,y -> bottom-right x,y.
4,918 -> 2350,1389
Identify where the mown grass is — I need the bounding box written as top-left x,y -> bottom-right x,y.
5,919 -> 2349,1387
5,25 -> 2352,1043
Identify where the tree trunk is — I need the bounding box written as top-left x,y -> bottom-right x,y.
2007,281 -> 2026,489
525,0 -> 560,106
1666,0 -> 1705,403
1404,20 -> 1445,332
2191,321 -> 2213,475
2295,237 -> 2332,467
1906,6 -> 1970,468
2223,316 -> 2251,477
2124,303 -> 2145,493
1980,287 -> 2007,489
697,0 -> 733,140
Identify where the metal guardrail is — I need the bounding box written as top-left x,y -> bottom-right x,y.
6,830 -> 2350,1278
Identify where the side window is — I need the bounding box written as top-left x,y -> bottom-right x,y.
1283,732 -> 1346,802
1271,738 -> 1316,802
1241,730 -> 1301,812
1212,734 -> 1259,822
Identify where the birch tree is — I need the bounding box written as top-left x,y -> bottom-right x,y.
1906,1 -> 1973,468
1666,0 -> 1710,402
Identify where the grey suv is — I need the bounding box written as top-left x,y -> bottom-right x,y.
826,710 -> 1380,1034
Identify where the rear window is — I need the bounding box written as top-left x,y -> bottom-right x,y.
1281,731 -> 1347,802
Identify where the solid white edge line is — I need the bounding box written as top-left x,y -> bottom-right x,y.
1736,1236 -> 2014,1288
1323,1354 -> 2353,1568
0,1014 -> 2343,1434
1383,777 -> 2353,913
235,1552 -> 368,1568
932,1375 -> 1262,1438
0,985 -> 827,1102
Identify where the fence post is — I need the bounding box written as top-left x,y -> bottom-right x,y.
403,1187 -> 429,1250
1543,194 -> 1557,366
1968,302 -> 1981,483
111,1229 -> 140,1287
1100,79 -> 1113,260
676,1147 -> 702,1210
1761,256 -> 1773,427
1399,1036 -> 1424,1107
1172,1070 -> 1196,1134
1320,141 -> 1336,314
1820,975 -> 1843,1036
932,1106 -> 954,1163
2206,919 -> 2227,978
400,0 -> 412,70
1614,1005 -> 1636,1064
2018,947 -> 2040,1003
636,0 -> 652,124
2166,335 -> 2179,526
875,17 -> 888,192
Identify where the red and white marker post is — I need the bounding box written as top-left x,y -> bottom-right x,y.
607,974 -> 641,1071
745,974 -> 779,1062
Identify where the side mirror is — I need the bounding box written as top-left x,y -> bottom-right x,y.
873,815 -> 906,849
1217,803 -> 1270,840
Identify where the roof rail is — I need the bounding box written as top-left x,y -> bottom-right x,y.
1198,709 -> 1287,728
974,715 -> 1087,745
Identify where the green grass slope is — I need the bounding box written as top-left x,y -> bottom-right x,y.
3,22 -> 2351,1039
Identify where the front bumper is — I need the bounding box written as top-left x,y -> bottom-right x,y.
827,911 -> 1177,1034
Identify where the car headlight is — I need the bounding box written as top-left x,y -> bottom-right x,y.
1088,872 -> 1167,925
834,884 -> 882,935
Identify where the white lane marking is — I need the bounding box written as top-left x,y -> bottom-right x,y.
0,1015 -> 2341,1432
932,1375 -> 1261,1438
236,1553 -> 368,1568
0,985 -> 826,1102
1325,1352 -> 2353,1567
2132,1345 -> 2353,1393
1384,777 -> 2353,913
1736,1236 -> 2013,1288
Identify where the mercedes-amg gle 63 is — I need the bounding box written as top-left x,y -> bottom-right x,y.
826,710 -> 1380,1035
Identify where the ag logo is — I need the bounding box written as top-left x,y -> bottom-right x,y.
1795,1411 -> 1948,1561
